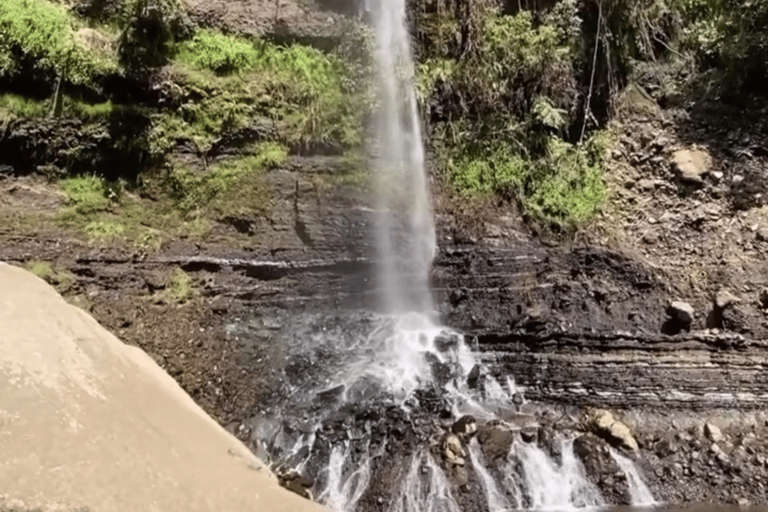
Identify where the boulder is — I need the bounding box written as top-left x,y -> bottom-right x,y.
715,289 -> 740,310
442,434 -> 465,466
668,301 -> 694,326
583,409 -> 639,452
451,415 -> 478,438
477,423 -> 515,461
705,422 -> 724,443
671,148 -> 713,185
0,263 -> 323,512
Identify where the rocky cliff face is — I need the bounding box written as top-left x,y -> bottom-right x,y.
2,0 -> 768,507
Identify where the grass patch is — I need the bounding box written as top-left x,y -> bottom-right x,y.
61,175 -> 111,215
0,0 -> 117,84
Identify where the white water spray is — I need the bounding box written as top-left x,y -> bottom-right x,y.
388,450 -> 461,512
517,440 -> 604,510
369,0 -> 436,314
610,449 -> 657,506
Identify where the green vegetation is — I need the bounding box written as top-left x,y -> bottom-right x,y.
166,267 -> 194,303
676,0 -> 768,90
6,0 -> 764,238
167,142 -> 287,218
61,176 -> 112,215
0,94 -> 49,119
23,260 -> 75,290
171,30 -> 367,150
0,0 -> 117,84
417,3 -> 605,229
118,0 -> 188,71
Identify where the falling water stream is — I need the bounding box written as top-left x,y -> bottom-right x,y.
369,0 -> 436,314
249,1 -> 656,511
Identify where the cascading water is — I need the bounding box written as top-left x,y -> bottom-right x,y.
369,0 -> 436,315
246,1 -> 657,511
610,449 -> 658,507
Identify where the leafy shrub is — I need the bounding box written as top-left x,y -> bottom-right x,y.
0,0 -> 117,83
445,130 -> 607,230
675,0 -> 768,89
520,136 -> 606,227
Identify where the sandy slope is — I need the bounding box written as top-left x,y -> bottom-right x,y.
0,262 -> 325,512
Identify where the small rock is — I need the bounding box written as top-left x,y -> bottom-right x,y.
609,421 -> 639,451
453,466 -> 470,489
668,301 -> 694,325
705,422 -> 724,443
583,409 -> 638,451
442,434 -> 465,466
477,424 -> 515,461
520,428 -> 537,443
642,231 -> 659,245
451,415 -> 478,438
715,289 -> 740,310
672,148 -> 712,185
757,227 -> 768,242
638,178 -> 657,191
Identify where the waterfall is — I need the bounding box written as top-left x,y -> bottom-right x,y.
610,449 -> 658,506
369,0 -> 436,314
247,1 -> 658,510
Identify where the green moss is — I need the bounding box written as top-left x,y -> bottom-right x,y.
23,260 -> 54,280
0,0 -> 117,84
175,30 -> 260,74
63,98 -> 115,120
166,33 -> 366,151
85,220 -> 126,239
